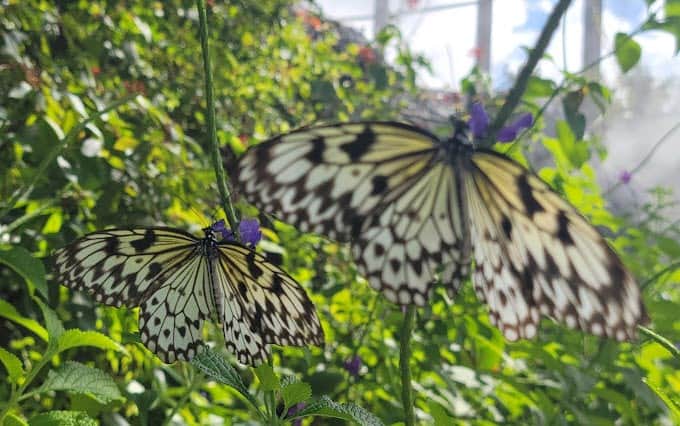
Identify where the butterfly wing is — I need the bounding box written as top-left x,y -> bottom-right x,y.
54,228 -> 216,362
214,242 -> 324,365
54,228 -> 199,307
236,122 -> 470,305
138,244 -> 215,363
464,150 -> 647,341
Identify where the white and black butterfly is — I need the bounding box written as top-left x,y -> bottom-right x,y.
234,121 -> 648,342
53,222 -> 324,365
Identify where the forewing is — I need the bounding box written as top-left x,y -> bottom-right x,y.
54,228 -> 198,307
138,245 -> 215,363
236,122 -> 470,305
465,151 -> 647,341
214,242 -> 324,366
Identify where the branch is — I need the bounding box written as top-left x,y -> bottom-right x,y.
488,0 -> 573,140
196,0 -> 239,231
400,305 -> 417,426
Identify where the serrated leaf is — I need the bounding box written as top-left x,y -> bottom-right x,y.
0,246 -> 48,299
281,381 -> 312,411
57,329 -> 128,355
254,364 -> 280,391
38,361 -> 122,403
0,347 -> 24,383
0,299 -> 48,342
293,395 -> 383,426
614,32 -> 641,73
28,410 -> 97,426
34,298 -> 64,344
190,348 -> 253,404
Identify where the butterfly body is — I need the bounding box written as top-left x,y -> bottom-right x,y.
54,224 -> 324,365
235,121 -> 647,342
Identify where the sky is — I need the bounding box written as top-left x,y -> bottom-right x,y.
316,0 -> 678,89
316,0 -> 680,219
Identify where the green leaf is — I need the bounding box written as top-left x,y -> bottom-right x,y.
34,298 -> 64,343
429,401 -> 456,425
524,76 -> 556,98
0,347 -> 24,383
281,381 -> 312,411
190,348 -> 252,403
28,411 -> 97,426
0,246 -> 48,299
614,33 -> 641,73
555,120 -> 589,168
4,413 -> 29,426
293,396 -> 383,426
644,379 -> 680,423
254,364 -> 280,391
0,299 -> 48,342
37,361 -> 122,403
562,90 -> 586,140
57,329 -> 128,355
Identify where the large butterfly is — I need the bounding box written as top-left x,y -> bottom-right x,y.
234,121 -> 648,342
53,222 -> 324,365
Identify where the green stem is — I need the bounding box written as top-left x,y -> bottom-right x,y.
488,0 -> 573,141
195,0 -> 239,232
163,367 -> 201,426
0,95 -> 136,221
400,305 -> 417,426
639,325 -> 680,361
0,353 -> 51,422
640,260 -> 680,291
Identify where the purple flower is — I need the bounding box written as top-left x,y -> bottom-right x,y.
210,218 -> 262,247
619,170 -> 632,184
238,218 -> 262,247
469,103 -> 490,139
497,112 -> 533,142
343,355 -> 362,377
469,103 -> 533,142
286,402 -> 306,426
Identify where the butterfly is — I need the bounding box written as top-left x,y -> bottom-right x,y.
234,120 -> 648,342
53,221 -> 324,365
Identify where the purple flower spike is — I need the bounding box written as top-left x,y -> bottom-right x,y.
619,170 -> 632,184
497,112 -> 533,142
343,355 -> 362,377
238,218 -> 262,247
469,103 -> 490,139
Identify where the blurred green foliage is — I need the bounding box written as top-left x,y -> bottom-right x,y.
1,0 -> 680,425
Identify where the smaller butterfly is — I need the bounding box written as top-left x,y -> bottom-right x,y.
53,220 -> 324,365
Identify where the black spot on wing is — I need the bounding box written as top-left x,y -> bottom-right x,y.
556,210 -> 573,244
501,216 -> 513,239
517,175 -> 542,216
270,275 -> 285,295
104,237 -> 119,254
306,136 -> 325,162
371,175 -> 388,195
341,126 -> 374,161
148,262 -> 162,278
131,229 -> 156,252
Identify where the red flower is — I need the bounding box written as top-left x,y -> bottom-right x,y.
358,46 -> 377,64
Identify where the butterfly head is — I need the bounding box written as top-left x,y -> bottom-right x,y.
450,117 -> 473,146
